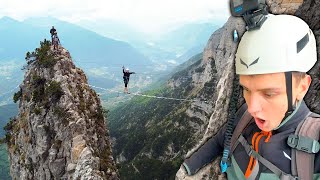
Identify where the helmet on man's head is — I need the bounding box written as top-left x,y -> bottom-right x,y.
125,68 -> 129,72
235,14 -> 317,75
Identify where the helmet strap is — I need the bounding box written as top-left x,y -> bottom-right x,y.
284,72 -> 295,118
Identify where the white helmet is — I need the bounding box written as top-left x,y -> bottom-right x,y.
125,68 -> 129,72
236,14 -> 317,75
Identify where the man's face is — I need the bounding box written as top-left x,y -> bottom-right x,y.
239,72 -> 310,132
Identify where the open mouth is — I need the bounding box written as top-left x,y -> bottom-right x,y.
257,118 -> 265,123
254,117 -> 266,127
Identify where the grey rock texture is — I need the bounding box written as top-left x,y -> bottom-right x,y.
295,0 -> 320,114
7,45 -> 119,179
175,16 -> 246,180
176,0 -> 320,179
266,0 -> 303,14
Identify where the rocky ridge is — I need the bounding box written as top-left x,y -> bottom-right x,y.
5,41 -> 119,179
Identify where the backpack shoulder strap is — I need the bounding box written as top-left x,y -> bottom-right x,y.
238,134 -> 298,180
230,105 -> 253,153
288,112 -> 320,180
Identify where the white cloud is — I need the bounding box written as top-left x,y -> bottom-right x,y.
0,0 -> 230,33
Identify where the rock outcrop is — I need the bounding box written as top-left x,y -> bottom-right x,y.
5,41 -> 119,179
176,0 -> 320,179
266,0 -> 303,14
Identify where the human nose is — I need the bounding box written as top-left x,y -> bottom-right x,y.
246,93 -> 262,116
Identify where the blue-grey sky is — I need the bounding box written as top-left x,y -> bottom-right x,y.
0,0 -> 230,33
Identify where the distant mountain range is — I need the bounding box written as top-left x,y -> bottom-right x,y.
0,16 -> 153,104
76,19 -> 149,45
0,16 -> 45,60
0,16 -> 151,66
0,16 -> 220,106
77,19 -> 222,64
155,23 -> 220,55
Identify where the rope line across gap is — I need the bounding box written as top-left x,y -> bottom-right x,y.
88,85 -> 206,103
0,84 -> 207,103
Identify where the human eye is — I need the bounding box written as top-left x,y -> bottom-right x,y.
264,91 -> 277,98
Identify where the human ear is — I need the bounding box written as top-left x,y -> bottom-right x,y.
296,75 -> 311,101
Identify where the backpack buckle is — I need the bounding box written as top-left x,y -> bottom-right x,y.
280,173 -> 300,180
287,134 -> 320,153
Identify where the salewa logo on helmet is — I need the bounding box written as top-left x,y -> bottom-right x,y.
240,57 -> 260,68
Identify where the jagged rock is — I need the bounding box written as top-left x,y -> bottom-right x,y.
203,17 -> 245,78
49,158 -> 66,178
67,163 -> 77,172
73,147 -> 102,180
6,44 -> 119,179
176,0 -> 320,179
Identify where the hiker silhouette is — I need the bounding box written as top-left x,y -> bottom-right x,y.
50,26 -> 60,50
50,26 -> 56,42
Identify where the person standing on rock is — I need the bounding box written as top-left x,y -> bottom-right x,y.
50,26 -> 56,43
52,32 -> 60,50
122,66 -> 135,94
179,15 -> 320,179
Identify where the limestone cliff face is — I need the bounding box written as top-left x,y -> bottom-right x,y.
6,42 -> 119,179
176,15 -> 246,180
176,0 -> 320,179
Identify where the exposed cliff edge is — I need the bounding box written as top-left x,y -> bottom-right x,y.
176,0 -> 320,179
4,40 -> 119,179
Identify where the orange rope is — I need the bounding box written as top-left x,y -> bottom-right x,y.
244,131 -> 272,178
245,132 -> 262,178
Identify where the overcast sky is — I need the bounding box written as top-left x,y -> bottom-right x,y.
0,0 -> 230,33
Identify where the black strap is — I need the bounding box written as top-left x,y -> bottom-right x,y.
291,118 -> 305,176
284,72 -> 294,118
230,106 -> 252,153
